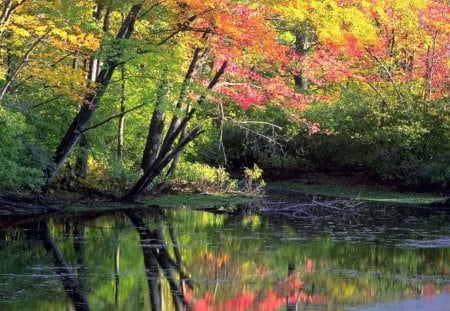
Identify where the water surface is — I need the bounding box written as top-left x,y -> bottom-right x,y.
0,205 -> 449,310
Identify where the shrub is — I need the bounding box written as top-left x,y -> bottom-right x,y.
303,87 -> 450,189
170,162 -> 237,193
242,164 -> 266,193
0,107 -> 46,191
84,157 -> 141,193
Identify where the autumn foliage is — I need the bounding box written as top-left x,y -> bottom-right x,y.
0,0 -> 448,192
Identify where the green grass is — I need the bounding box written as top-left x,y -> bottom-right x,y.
63,192 -> 256,212
142,192 -> 256,208
270,180 -> 446,205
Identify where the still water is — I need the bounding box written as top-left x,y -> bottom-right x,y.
0,206 -> 449,310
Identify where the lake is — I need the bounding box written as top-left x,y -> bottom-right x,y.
0,204 -> 449,310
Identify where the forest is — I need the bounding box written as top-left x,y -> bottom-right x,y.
0,0 -> 448,201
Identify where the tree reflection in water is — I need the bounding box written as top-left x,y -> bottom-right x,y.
0,208 -> 447,310
31,221 -> 90,311
126,211 -> 192,311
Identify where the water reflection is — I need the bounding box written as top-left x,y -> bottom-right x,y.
126,211 -> 191,310
38,221 -> 90,311
0,207 -> 449,310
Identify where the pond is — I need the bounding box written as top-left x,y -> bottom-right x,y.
0,204 -> 449,310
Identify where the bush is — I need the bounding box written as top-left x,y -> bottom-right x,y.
84,157 -> 141,194
191,103 -> 309,176
242,164 -> 266,193
170,162 -> 237,193
303,87 -> 450,189
0,107 -> 47,191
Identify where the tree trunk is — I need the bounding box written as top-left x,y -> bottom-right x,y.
165,125 -> 186,177
123,123 -> 202,201
123,61 -> 228,201
141,80 -> 168,171
166,60 -> 228,176
44,3 -> 143,186
74,134 -> 89,179
117,65 -> 126,160
293,27 -> 314,92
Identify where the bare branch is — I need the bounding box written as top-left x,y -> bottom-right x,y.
365,47 -> 404,100
0,29 -> 51,100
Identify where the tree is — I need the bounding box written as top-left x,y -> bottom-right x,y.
1,0 -> 447,194
44,2 -> 144,185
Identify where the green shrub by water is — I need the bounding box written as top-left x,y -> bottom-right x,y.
0,107 -> 47,191
303,88 -> 450,189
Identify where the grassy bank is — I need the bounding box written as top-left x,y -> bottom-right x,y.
142,192 -> 257,208
59,192 -> 258,213
269,175 -> 447,205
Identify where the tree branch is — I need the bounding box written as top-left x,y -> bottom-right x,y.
82,102 -> 148,133
0,29 -> 51,100
365,47 -> 404,100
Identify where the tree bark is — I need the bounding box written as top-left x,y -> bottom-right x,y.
293,28 -> 314,91
74,134 -> 89,179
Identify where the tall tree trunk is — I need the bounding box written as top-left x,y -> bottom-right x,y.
117,65 -> 126,160
74,134 -> 89,179
423,32 -> 437,100
293,26 -> 314,91
45,3 -> 143,186
165,126 -> 186,177
75,4 -> 113,176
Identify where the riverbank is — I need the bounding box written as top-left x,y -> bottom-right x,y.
1,173 -> 448,221
268,173 -> 448,205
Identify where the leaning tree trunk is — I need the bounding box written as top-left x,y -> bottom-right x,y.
141,80 -> 169,172
45,3 -> 143,186
122,116 -> 203,201
122,61 -> 228,202
166,60 -> 228,176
